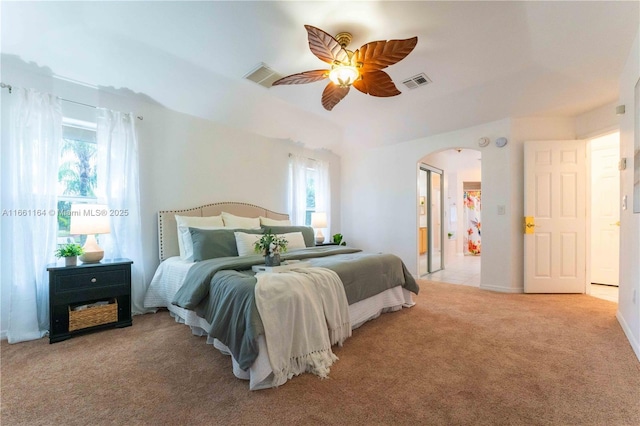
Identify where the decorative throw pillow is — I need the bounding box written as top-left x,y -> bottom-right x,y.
221,212 -> 261,229
234,231 -> 307,257
191,228 -> 262,261
175,214 -> 224,261
234,232 -> 263,257
280,232 -> 306,250
261,225 -> 315,248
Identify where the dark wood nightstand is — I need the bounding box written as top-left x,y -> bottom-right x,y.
47,258 -> 133,343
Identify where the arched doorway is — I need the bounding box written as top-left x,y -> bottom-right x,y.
418,148 -> 482,285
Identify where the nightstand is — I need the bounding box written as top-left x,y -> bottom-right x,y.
47,258 -> 133,343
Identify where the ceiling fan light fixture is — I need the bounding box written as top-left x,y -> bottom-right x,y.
271,25 -> 418,110
328,64 -> 359,87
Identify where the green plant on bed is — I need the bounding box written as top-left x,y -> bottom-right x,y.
54,243 -> 84,258
254,230 -> 288,257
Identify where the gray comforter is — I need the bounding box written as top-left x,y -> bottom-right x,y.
172,246 -> 419,370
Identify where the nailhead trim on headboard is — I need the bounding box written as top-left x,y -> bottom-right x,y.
157,201 -> 289,261
157,205 -> 202,261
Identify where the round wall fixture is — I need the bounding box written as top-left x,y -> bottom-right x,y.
495,137 -> 508,148
478,137 -> 490,147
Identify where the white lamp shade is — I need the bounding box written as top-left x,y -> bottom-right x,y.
69,204 -> 111,263
311,212 -> 328,244
69,204 -> 111,235
311,212 -> 328,228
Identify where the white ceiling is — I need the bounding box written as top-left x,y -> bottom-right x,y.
2,1 -> 638,153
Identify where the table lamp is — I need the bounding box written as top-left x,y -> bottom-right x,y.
311,212 -> 328,244
70,204 -> 111,263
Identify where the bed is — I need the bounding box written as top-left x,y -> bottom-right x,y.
143,202 -> 419,390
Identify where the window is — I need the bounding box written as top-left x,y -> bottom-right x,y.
288,154 -> 330,229
57,119 -> 98,242
304,166 -> 317,226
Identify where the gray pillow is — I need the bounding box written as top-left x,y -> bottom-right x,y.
261,225 -> 315,247
189,228 -> 262,261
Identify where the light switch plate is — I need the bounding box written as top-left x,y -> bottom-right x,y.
497,205 -> 506,215
623,195 -> 627,210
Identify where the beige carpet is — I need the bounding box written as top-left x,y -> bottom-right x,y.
2,280 -> 639,425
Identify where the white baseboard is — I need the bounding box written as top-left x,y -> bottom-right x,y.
616,310 -> 640,363
480,284 -> 524,293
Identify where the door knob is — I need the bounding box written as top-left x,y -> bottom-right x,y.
610,221 -> 620,226
524,216 -> 535,234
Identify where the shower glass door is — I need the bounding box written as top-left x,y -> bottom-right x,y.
419,165 -> 444,275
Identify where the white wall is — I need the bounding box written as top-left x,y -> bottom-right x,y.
342,118 -> 516,291
136,105 -> 342,286
575,101 -> 619,139
341,116 -> 577,294
0,57 -> 343,337
616,28 -> 640,361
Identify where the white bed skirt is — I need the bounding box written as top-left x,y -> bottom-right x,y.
165,285 -> 415,390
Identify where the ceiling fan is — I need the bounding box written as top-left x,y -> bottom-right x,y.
272,25 -> 418,111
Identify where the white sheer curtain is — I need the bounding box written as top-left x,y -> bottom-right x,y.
314,159 -> 331,236
288,154 -> 331,234
5,88 -> 61,343
96,108 -> 148,314
288,154 -> 309,226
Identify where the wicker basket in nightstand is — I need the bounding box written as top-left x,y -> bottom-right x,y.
68,299 -> 118,332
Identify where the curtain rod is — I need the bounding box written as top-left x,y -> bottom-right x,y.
288,153 -> 317,162
1,82 -> 143,121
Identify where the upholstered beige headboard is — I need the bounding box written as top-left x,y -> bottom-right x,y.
157,202 -> 289,261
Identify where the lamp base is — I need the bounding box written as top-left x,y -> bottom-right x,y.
315,230 -> 325,245
79,250 -> 104,263
80,235 -> 105,263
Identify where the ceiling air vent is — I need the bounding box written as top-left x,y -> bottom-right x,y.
244,63 -> 282,88
402,73 -> 432,90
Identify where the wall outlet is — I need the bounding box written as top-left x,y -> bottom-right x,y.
634,289 -> 637,304
497,205 -> 506,215
623,195 -> 627,210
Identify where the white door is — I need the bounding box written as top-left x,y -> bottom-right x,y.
524,140 -> 587,293
590,134 -> 620,285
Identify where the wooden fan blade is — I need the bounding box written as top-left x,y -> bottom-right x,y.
305,25 -> 350,64
321,82 -> 350,111
354,37 -> 418,72
353,70 -> 401,97
272,70 -> 329,85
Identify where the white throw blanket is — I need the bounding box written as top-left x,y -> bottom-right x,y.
254,267 -> 351,384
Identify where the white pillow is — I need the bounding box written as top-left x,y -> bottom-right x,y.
222,212 -> 260,229
234,232 -> 262,257
175,214 -> 224,261
259,216 -> 291,226
234,231 -> 307,257
281,232 -> 306,250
